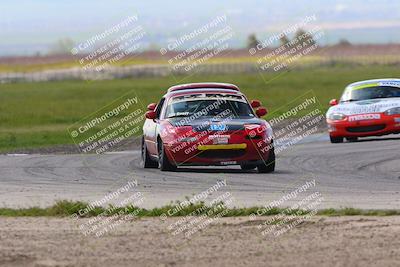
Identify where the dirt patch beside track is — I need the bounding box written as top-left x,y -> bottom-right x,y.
0,216 -> 399,266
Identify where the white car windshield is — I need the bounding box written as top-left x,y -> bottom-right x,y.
341,86 -> 400,102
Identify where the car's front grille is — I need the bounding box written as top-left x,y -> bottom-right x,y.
196,149 -> 246,159
346,124 -> 386,133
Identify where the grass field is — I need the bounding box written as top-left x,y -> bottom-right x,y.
1,54 -> 400,73
1,65 -> 399,152
0,200 -> 399,217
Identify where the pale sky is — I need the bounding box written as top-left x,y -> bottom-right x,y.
1,0 -> 399,55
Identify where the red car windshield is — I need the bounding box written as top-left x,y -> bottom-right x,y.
165,98 -> 255,119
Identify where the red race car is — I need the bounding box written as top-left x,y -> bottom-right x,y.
326,78 -> 400,143
141,82 -> 275,173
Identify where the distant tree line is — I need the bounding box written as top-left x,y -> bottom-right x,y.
247,29 -> 351,49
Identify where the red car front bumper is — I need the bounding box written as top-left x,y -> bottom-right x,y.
327,113 -> 400,137
164,130 -> 272,166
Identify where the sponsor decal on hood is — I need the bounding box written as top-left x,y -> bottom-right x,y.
348,114 -> 381,122
327,98 -> 400,116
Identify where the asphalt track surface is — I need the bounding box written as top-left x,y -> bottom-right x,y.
0,134 -> 399,209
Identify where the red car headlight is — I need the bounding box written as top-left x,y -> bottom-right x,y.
162,124 -> 195,142
385,107 -> 400,115
244,124 -> 267,139
327,113 -> 346,121
178,136 -> 198,142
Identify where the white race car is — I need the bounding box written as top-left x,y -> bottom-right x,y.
326,78 -> 400,143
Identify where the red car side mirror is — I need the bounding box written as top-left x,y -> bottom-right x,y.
145,110 -> 156,120
147,103 -> 157,111
251,100 -> 261,108
329,99 -> 338,106
256,107 -> 268,117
